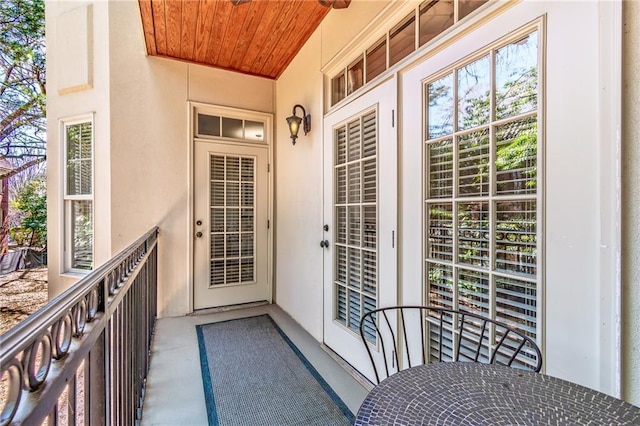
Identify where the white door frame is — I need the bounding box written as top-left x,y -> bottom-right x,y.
399,1 -> 622,396
188,102 -> 274,313
322,77 -> 398,382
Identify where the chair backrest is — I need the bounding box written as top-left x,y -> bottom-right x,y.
359,305 -> 542,384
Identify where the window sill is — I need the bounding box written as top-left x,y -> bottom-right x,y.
61,270 -> 91,278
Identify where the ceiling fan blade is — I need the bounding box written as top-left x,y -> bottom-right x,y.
331,0 -> 351,9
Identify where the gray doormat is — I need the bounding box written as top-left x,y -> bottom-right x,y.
196,315 -> 354,425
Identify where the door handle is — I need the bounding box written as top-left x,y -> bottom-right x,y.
320,240 -> 329,248
195,231 -> 203,238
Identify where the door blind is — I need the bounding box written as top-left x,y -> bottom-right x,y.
424,30 -> 540,370
209,154 -> 256,286
334,110 -> 378,342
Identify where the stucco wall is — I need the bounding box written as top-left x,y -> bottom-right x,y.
46,0 -> 112,297
274,0 -> 392,341
107,0 -> 274,318
320,0 -> 390,66
275,31 -> 325,341
622,0 -> 640,406
47,0 -> 274,317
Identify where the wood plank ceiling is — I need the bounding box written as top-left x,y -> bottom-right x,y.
138,0 -> 334,80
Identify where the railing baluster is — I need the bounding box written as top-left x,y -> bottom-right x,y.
68,375 -> 76,426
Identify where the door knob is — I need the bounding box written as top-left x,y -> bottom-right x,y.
195,231 -> 203,238
320,240 -> 329,248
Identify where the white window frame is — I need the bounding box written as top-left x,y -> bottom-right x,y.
61,114 -> 94,273
422,21 -> 544,352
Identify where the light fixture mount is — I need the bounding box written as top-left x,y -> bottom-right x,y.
286,104 -> 311,145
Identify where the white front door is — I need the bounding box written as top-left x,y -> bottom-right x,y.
194,141 -> 270,309
323,79 -> 397,383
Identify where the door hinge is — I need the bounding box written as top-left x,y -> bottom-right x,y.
268,163 -> 271,173
392,230 -> 395,248
267,220 -> 270,229
392,109 -> 395,128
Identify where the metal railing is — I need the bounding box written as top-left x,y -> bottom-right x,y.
0,227 -> 159,425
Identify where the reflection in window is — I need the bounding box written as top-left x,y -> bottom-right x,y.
332,71 -> 346,105
427,73 -> 454,139
64,120 -> 93,272
424,29 -> 541,348
245,120 -> 264,142
197,113 -> 266,143
389,13 -> 415,67
496,32 -> 539,120
458,0 -> 489,20
419,0 -> 454,46
457,55 -> 491,130
222,117 -> 243,139
198,114 -> 221,137
366,37 -> 387,83
329,0 -> 491,107
347,57 -> 364,95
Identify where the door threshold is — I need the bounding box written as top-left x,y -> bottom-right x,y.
191,300 -> 270,316
321,343 -> 374,392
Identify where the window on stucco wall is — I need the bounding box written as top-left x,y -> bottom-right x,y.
63,117 -> 94,272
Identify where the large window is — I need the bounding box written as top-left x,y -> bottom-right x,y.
63,118 -> 93,271
424,29 -> 540,365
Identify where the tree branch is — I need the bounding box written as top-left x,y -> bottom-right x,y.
0,157 -> 46,179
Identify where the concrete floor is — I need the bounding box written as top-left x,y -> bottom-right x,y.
140,304 -> 369,425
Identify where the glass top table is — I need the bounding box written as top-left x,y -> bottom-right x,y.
355,362 -> 640,425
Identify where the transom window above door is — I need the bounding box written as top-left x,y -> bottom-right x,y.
423,27 -> 541,367
330,0 -> 490,106
196,113 -> 266,143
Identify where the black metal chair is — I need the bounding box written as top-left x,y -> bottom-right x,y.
359,305 -> 543,384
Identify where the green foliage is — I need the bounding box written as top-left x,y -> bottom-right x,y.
1,0 -> 46,162
496,128 -> 537,188
10,175 -> 46,246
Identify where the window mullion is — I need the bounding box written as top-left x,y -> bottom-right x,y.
489,48 -> 497,323
452,68 -> 460,311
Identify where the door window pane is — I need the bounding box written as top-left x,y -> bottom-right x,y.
222,117 -> 243,139
424,29 -> 541,345
427,73 -> 454,139
496,117 -> 537,195
209,154 -> 256,286
244,120 -> 264,141
457,55 -> 491,130
496,32 -> 539,120
198,114 -> 221,137
334,111 -> 378,342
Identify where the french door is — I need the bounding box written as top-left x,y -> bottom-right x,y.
323,79 -> 397,382
193,141 -> 270,309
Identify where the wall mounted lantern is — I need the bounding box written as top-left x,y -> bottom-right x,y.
286,104 -> 311,145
